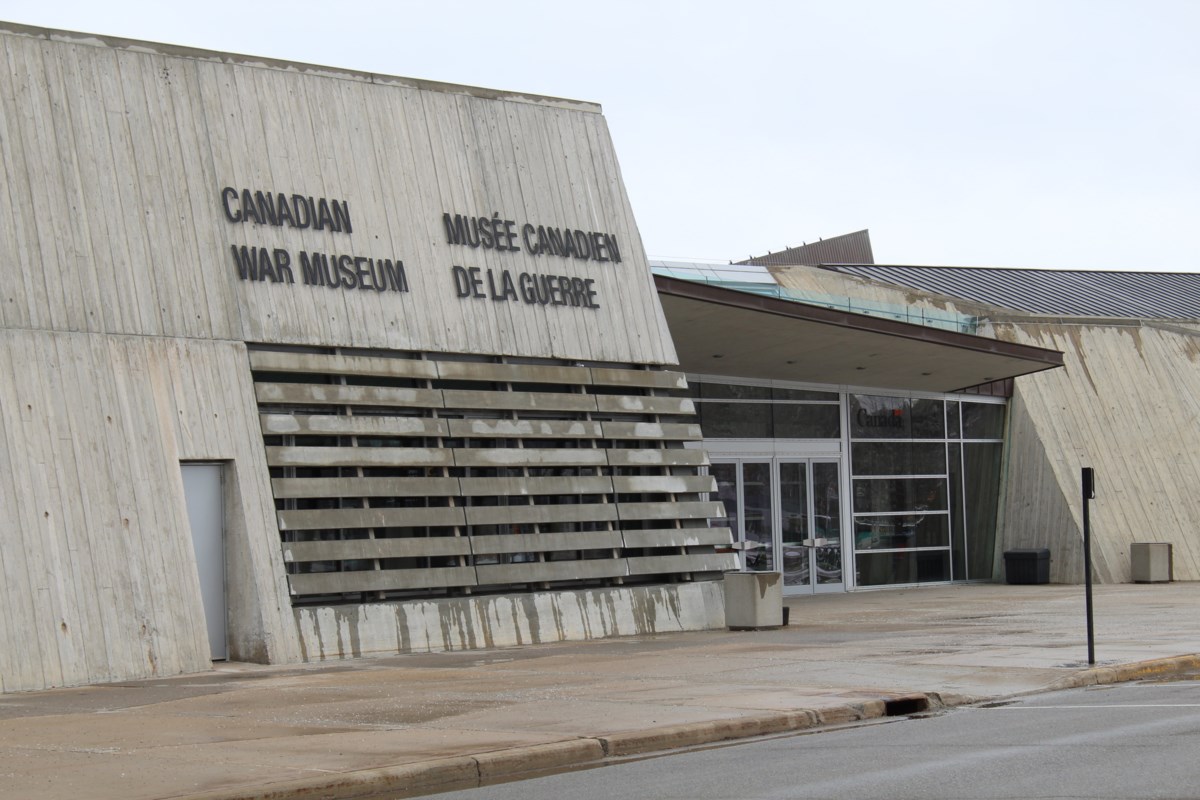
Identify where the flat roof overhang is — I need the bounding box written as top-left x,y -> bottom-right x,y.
655,275 -> 1064,393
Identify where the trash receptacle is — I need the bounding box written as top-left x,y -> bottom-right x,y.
1131,542 -> 1172,582
1003,548 -> 1050,584
723,571 -> 783,629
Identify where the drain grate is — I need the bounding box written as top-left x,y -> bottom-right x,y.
884,695 -> 931,716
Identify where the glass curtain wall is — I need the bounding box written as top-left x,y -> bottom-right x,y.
850,395 -> 1006,586
960,402 -> 1006,580
691,379 -> 1007,588
690,382 -> 841,438
850,395 -> 951,585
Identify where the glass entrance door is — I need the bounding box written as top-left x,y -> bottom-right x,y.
781,459 -> 843,594
712,458 -> 844,593
711,461 -> 775,572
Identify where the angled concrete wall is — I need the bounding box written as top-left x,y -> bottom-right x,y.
994,320 -> 1200,583
0,332 -> 301,692
0,23 -> 701,692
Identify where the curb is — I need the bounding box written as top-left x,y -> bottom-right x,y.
176,656 -> 1199,800
1044,653 -> 1200,692
178,756 -> 481,800
174,698 -> 896,800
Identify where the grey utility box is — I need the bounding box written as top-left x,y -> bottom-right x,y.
723,571 -> 783,630
1131,542 -> 1173,583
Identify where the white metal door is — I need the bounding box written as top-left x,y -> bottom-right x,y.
181,463 -> 227,661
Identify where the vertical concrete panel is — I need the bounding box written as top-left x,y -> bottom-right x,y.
998,322 -> 1200,583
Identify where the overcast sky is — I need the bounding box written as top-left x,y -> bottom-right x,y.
3,1 -> 1197,270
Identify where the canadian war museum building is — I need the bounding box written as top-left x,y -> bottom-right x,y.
15,23 -> 1169,695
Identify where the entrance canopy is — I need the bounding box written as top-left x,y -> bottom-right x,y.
655,276 -> 1063,393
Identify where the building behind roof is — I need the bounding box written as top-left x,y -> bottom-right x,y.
658,231 -> 1200,589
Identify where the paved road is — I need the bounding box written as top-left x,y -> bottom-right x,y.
428,678 -> 1200,800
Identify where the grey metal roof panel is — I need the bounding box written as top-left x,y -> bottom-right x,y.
824,265 -> 1200,319
739,230 -> 875,267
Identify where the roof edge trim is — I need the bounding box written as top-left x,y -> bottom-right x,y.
0,21 -> 602,113
654,274 -> 1064,368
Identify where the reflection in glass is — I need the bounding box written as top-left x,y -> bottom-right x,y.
853,477 -> 948,513
700,382 -> 771,400
911,398 -> 946,439
853,513 -> 950,550
856,550 -> 951,586
711,463 -> 738,533
948,443 -> 966,581
772,386 -> 839,402
698,402 -> 772,438
965,442 -> 1004,579
946,401 -> 961,439
849,395 -> 910,439
851,442 -> 947,476
962,402 -> 1005,439
812,462 -> 842,584
773,404 -> 841,438
742,462 -> 774,571
780,462 -> 809,587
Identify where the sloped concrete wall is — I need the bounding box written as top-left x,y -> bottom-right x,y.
995,320 -> 1200,583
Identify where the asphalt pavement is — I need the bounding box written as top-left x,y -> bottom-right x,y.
1,582 -> 1198,800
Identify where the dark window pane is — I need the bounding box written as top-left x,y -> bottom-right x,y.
698,402 -> 772,438
773,404 -> 841,438
853,477 -> 948,513
711,463 -> 738,533
962,402 -> 1005,439
911,399 -> 945,439
850,395 -> 910,439
853,513 -> 949,549
700,382 -> 771,400
856,550 -> 951,586
742,462 -> 774,571
771,386 -> 838,401
946,401 -> 961,439
813,462 -> 842,584
965,442 -> 1004,579
779,462 -> 809,587
851,442 -> 947,476
949,443 -> 966,580
779,462 -> 808,545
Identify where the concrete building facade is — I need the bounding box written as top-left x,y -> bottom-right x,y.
3,25 -> 1104,695
0,23 -> 739,692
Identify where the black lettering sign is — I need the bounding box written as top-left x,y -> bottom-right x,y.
222,187 -> 352,233
229,245 -> 294,284
442,210 -> 621,265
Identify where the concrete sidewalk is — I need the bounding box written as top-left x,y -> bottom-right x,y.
2,583 -> 1198,800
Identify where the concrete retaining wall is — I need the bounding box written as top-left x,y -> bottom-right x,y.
293,581 -> 727,660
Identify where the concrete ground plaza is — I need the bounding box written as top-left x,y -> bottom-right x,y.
2,582 -> 1198,800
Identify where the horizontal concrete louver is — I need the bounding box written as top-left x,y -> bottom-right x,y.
249,346 -> 736,602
